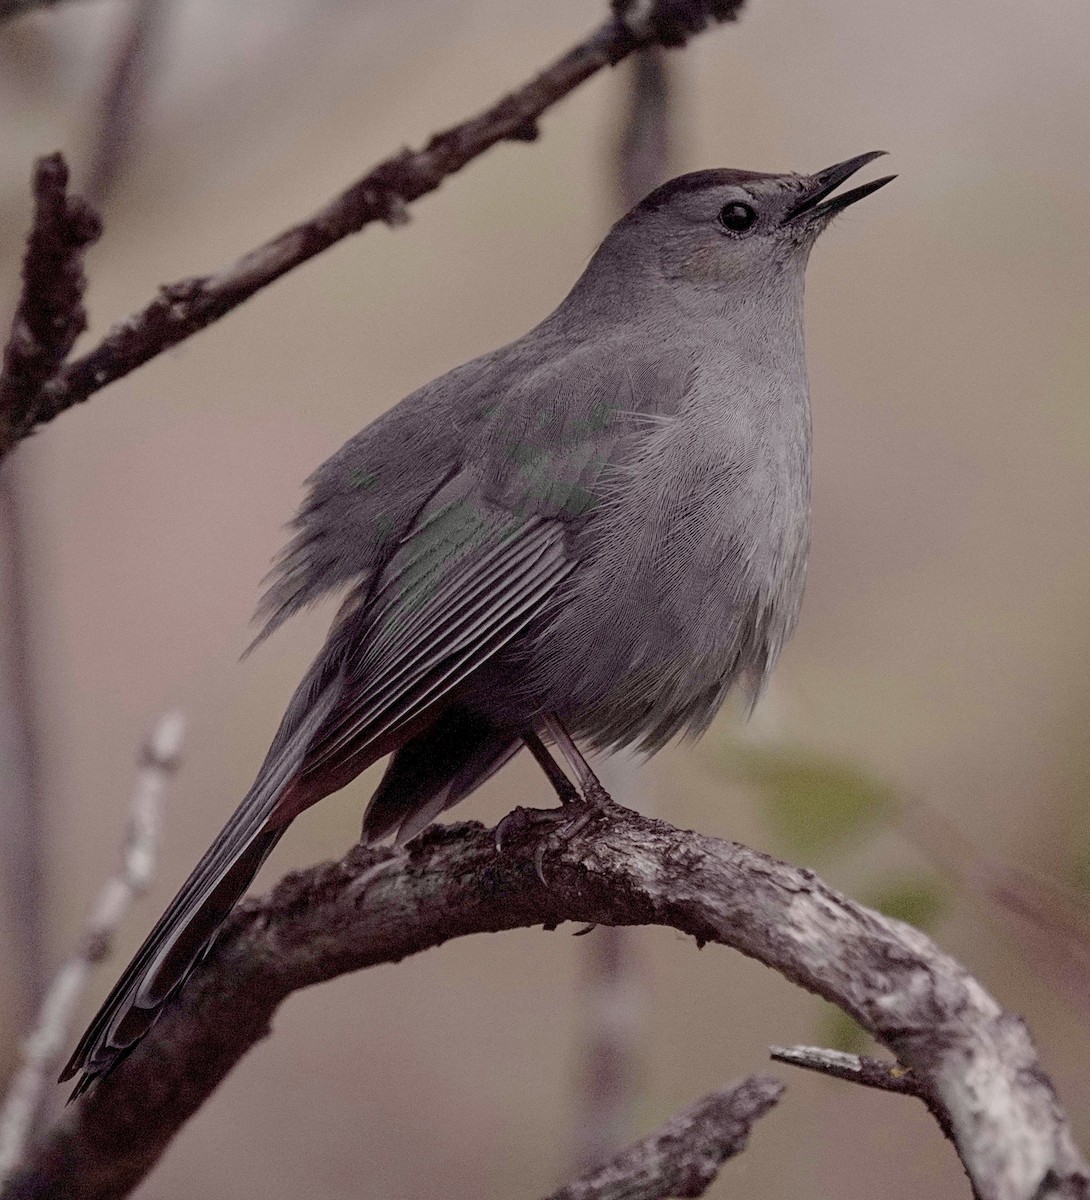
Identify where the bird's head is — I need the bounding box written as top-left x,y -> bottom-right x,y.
604,152 -> 895,298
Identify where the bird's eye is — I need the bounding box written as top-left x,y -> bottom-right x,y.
718,201 -> 757,232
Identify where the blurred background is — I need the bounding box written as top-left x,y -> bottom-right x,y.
1,0 -> 1089,1196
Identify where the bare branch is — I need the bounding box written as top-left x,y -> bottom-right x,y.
0,712 -> 184,1186
3,801 -> 1086,1200
81,0 -> 167,210
614,48 -> 675,209
573,919 -> 645,1171
0,155 -> 101,454
0,0 -> 744,457
0,459 -> 49,1051
769,1045 -> 919,1097
546,1076 -> 784,1200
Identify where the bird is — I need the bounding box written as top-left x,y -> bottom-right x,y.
61,152 -> 894,1094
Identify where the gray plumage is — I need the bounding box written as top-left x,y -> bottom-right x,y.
62,153 -> 893,1092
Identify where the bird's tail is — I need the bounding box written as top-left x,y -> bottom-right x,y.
360,708 -> 519,844
59,795 -> 286,1096
61,671 -> 345,1096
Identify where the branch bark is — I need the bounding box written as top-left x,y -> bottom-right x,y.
0,0 -> 743,459
769,1045 -> 920,1097
546,1076 -> 784,1200
3,801 -> 1086,1200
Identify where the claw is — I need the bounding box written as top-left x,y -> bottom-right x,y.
345,855 -> 402,903
493,791 -> 610,886
533,841 -> 548,886
493,807 -> 523,854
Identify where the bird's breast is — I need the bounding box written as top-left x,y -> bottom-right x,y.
533,375 -> 812,753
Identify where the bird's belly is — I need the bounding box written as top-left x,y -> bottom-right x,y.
519,425 -> 811,754
551,527 -> 805,754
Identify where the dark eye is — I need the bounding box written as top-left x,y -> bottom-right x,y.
718,201 -> 757,232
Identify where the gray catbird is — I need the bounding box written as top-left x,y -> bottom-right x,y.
62,152 -> 893,1092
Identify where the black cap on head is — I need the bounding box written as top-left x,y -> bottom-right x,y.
636,168 -> 781,213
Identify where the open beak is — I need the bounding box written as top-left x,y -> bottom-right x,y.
784,151 -> 896,223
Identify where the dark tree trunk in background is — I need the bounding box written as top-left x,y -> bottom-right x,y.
572,48 -> 676,1173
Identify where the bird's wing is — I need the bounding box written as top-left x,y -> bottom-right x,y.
474,340 -> 694,524
287,341 -> 695,794
292,483 -> 578,795
252,351 -> 503,644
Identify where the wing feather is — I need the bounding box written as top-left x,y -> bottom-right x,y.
302,512 -> 573,775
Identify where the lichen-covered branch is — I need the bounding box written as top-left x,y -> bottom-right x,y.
0,0 -> 743,457
545,1076 -> 784,1200
3,801 -> 1085,1200
769,1045 -> 919,1097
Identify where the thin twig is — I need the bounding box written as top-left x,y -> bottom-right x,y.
0,155 -> 101,454
573,916 -> 645,1171
546,1076 -> 784,1200
4,801 -> 1086,1200
0,712 -> 184,1184
769,1045 -> 918,1097
0,0 -> 165,1065
0,0 -> 743,455
768,1043 -> 957,1147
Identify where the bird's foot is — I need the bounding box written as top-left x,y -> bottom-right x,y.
493,787 -> 614,885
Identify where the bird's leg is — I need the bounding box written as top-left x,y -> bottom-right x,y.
493,726 -> 611,882
493,732 -> 579,868
541,714 -> 611,807
522,729 -> 580,806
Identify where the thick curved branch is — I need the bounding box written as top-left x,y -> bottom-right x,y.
0,0 -> 743,457
4,802 -> 1086,1200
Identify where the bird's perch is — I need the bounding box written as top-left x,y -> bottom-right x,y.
3,801 -> 1086,1200
0,0 -> 744,458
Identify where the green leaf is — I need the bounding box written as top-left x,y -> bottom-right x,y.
722,743 -> 896,859
861,874 -> 947,931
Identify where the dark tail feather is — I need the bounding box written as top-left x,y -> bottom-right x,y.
361,709 -> 519,844
61,816 -> 285,1096
62,669 -> 346,1096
